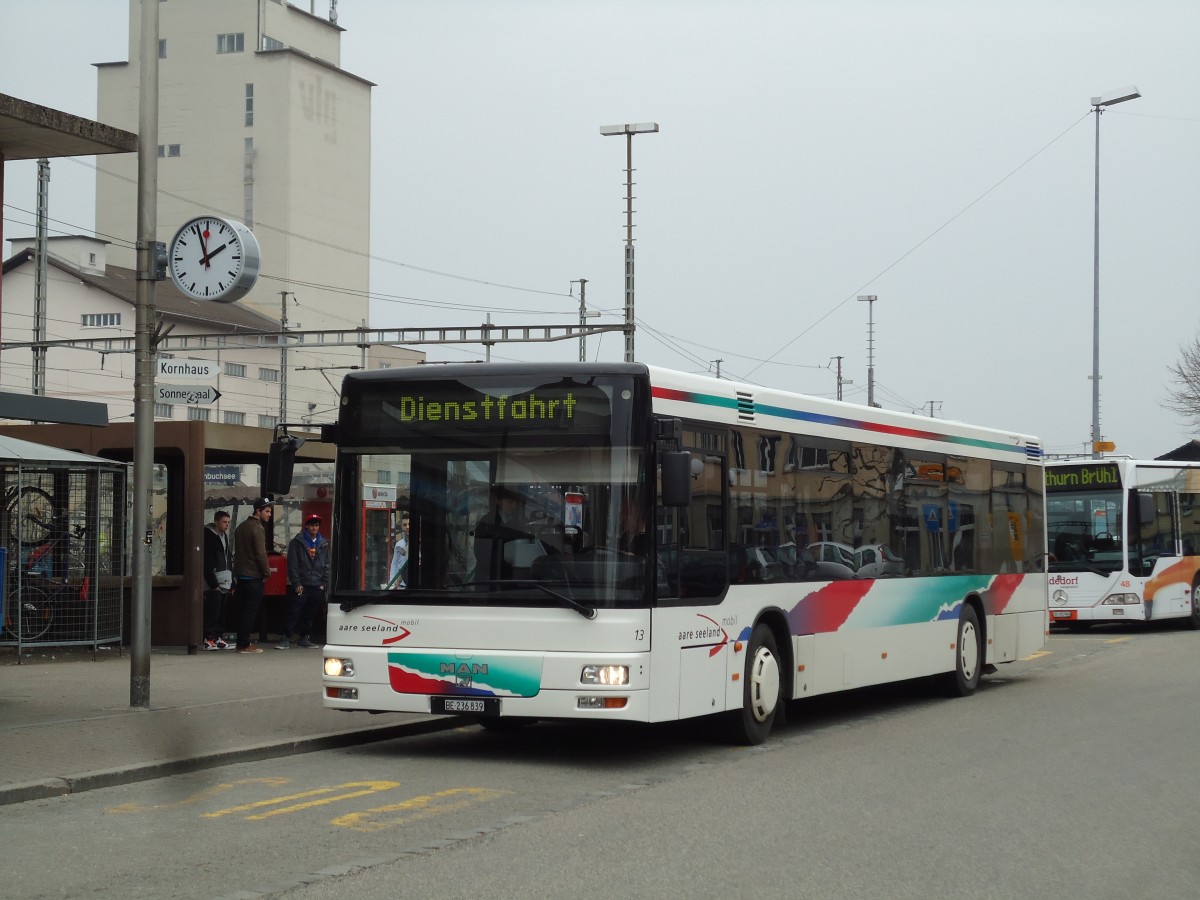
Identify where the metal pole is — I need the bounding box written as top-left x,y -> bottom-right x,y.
577,278 -> 588,362
131,0 -> 160,708
32,159 -> 49,396
1091,103 -> 1102,459
623,133 -> 635,363
279,290 -> 290,424
858,295 -> 877,408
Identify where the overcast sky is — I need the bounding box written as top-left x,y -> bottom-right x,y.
3,0 -> 1199,458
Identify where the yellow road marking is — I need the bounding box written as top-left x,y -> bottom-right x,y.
108,778 -> 290,814
332,787 -> 513,833
1021,650 -> 1052,661
203,780 -> 401,820
1104,637 -> 1132,644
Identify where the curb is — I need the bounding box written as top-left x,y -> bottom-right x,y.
0,715 -> 462,807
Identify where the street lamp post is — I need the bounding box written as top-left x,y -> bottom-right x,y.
1090,85 -> 1140,458
600,122 -> 658,362
857,295 -> 878,408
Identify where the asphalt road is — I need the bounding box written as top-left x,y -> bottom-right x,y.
4,623 -> 1198,900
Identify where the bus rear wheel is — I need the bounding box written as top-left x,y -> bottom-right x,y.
725,623 -> 781,745
939,604 -> 982,697
1187,583 -> 1200,631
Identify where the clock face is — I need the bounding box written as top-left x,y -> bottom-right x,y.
168,216 -> 260,303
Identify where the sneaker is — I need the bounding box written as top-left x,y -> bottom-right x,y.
215,638 -> 231,651
203,639 -> 219,652
237,644 -> 264,654
297,637 -> 317,649
275,638 -> 291,650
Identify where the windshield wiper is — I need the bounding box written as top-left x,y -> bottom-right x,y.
470,578 -> 597,620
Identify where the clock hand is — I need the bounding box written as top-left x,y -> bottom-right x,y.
194,223 -> 210,267
204,242 -> 229,261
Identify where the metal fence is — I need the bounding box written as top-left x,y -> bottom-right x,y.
1,462 -> 127,652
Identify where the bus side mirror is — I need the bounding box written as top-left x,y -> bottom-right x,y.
264,436 -> 305,496
661,450 -> 691,508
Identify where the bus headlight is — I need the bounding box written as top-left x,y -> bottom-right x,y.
1101,594 -> 1139,606
581,664 -> 628,686
324,656 -> 355,677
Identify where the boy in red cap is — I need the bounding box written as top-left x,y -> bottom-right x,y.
278,514 -> 329,649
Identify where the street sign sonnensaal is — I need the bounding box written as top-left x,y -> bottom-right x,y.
155,384 -> 222,405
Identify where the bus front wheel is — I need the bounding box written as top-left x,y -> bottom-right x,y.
939,604 -> 982,697
726,623 -> 781,745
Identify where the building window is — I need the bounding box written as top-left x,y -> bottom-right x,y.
168,144 -> 181,157
154,403 -> 173,419
223,411 -> 245,425
258,414 -> 278,429
159,39 -> 167,58
188,407 -> 212,422
245,83 -> 254,126
217,33 -> 245,54
259,367 -> 278,383
225,362 -> 246,377
82,313 -> 121,327
262,34 -> 285,51
88,253 -> 97,265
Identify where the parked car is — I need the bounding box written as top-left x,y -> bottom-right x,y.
773,542 -> 818,580
854,543 -> 904,578
807,541 -> 859,580
731,545 -> 782,583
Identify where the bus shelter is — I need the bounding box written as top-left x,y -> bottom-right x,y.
0,421 -> 333,650
0,434 -> 128,652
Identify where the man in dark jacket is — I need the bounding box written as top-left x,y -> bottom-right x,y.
233,498 -> 273,653
278,514 -> 329,649
202,510 -> 233,650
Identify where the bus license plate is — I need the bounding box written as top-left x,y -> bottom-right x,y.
1050,610 -> 1074,619
433,697 -> 498,715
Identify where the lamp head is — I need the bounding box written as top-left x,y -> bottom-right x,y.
1091,86 -> 1140,107
600,123 -> 660,136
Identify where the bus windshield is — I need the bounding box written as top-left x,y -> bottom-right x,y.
334,371 -> 652,611
1046,489 -> 1124,574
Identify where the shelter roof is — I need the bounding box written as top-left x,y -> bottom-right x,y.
0,433 -> 125,466
0,93 -> 136,161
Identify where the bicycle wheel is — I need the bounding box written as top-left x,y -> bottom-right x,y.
3,581 -> 54,641
7,486 -> 54,557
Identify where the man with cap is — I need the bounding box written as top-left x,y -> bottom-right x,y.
232,497 -> 273,653
279,513 -> 329,649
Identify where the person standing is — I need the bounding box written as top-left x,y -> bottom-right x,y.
388,517 -> 409,588
233,497 -> 273,653
278,514 -> 329,649
202,510 -> 234,650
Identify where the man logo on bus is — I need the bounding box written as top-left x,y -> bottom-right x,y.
441,661 -> 488,688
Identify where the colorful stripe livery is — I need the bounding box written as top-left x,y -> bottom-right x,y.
388,652 -> 542,698
651,386 -> 1042,460
779,572 -> 1028,636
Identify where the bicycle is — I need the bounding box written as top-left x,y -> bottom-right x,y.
4,484 -> 54,565
3,512 -> 90,642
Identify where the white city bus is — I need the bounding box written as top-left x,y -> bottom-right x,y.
1045,458 -> 1200,628
319,363 -> 1047,743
